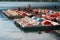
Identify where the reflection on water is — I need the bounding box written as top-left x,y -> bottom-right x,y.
0,7 -> 60,40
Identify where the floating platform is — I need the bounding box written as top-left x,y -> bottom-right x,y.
14,20 -> 60,32
2,10 -> 32,19
2,10 -> 24,19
